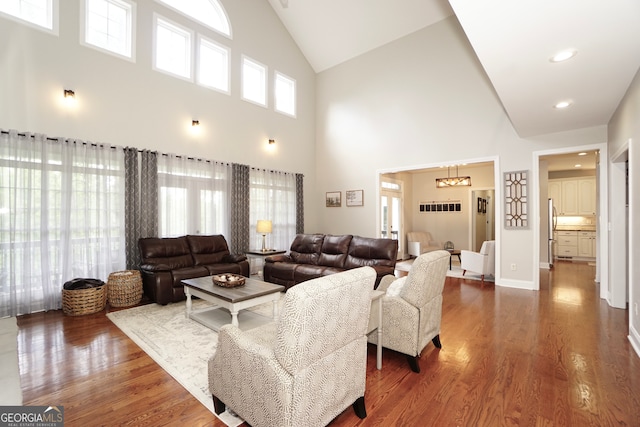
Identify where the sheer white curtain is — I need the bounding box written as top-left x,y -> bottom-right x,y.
249,169 -> 297,251
158,154 -> 231,237
0,130 -> 126,316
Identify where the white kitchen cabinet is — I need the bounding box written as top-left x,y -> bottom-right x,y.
578,231 -> 596,258
578,178 -> 596,215
549,177 -> 596,216
556,230 -> 578,257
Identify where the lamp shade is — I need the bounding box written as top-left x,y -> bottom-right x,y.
256,220 -> 272,234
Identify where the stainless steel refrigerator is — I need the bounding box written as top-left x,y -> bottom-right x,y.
548,198 -> 557,267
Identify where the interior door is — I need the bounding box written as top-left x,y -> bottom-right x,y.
380,190 -> 402,257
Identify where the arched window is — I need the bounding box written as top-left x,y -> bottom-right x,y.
156,0 -> 230,38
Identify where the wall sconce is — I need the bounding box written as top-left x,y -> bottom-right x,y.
256,220 -> 272,251
268,139 -> 275,145
63,89 -> 75,99
192,120 -> 199,127
435,165 -> 472,188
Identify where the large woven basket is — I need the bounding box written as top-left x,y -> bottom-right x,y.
62,280 -> 107,316
107,270 -> 143,307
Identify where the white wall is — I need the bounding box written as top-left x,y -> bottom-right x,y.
315,16 -> 606,288
0,0 -> 319,228
608,68 -> 640,355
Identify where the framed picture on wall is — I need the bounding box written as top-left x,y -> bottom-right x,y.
326,191 -> 341,207
346,190 -> 364,207
482,198 -> 487,213
477,197 -> 483,213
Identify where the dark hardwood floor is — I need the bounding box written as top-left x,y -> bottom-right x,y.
17,261 -> 640,426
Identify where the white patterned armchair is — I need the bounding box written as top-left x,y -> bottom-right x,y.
368,250 -> 449,373
208,267 -> 376,427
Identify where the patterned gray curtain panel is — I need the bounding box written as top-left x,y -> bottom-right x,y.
296,173 -> 304,234
230,163 -> 250,254
124,148 -> 158,269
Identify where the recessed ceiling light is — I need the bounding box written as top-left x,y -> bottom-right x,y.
578,152 -> 587,156
554,101 -> 572,109
574,164 -> 582,168
550,49 -> 577,63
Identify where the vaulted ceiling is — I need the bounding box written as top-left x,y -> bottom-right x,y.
267,0 -> 640,138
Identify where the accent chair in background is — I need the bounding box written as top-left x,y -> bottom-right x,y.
406,231 -> 442,258
208,267 -> 376,427
368,250 -> 449,373
461,240 -> 495,287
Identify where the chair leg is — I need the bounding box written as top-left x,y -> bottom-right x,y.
406,355 -> 421,373
212,395 -> 225,415
462,269 -> 466,276
432,334 -> 442,349
352,396 -> 367,419
480,275 -> 485,288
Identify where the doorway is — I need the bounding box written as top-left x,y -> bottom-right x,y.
471,189 -> 495,252
380,179 -> 403,257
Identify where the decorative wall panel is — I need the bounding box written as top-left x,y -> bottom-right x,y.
504,170 -> 528,229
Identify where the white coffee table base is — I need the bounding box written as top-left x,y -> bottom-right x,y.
190,306 -> 273,332
185,286 -> 280,332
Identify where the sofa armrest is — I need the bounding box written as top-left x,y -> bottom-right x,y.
223,253 -> 247,263
140,263 -> 172,272
265,254 -> 292,263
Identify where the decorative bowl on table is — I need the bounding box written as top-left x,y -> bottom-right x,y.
212,274 -> 246,288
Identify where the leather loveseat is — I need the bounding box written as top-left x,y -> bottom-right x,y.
138,235 -> 249,305
263,234 -> 398,290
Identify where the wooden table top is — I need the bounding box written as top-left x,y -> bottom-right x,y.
182,276 -> 284,303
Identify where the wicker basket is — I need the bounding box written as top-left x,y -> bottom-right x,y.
62,279 -> 107,316
107,270 -> 143,307
212,274 -> 246,288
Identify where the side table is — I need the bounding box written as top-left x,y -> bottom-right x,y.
447,249 -> 461,270
245,249 -> 286,276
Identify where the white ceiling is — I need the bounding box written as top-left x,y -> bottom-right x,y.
267,0 -> 640,138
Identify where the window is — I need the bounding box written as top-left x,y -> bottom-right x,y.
158,155 -> 230,237
154,15 -> 192,80
0,0 -> 57,33
242,56 -> 267,107
198,36 -> 229,94
274,71 -> 296,117
155,0 -> 230,38
0,131 -> 125,317
249,169 -> 297,252
82,0 -> 135,60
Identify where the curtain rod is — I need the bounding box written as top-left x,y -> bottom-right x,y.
3,129 -> 302,176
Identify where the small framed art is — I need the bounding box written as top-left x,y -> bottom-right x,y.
326,191 -> 341,207
346,190 -> 364,207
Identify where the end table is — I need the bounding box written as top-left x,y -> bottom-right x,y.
245,249 -> 286,276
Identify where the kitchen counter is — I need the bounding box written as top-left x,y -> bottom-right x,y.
555,225 -> 596,231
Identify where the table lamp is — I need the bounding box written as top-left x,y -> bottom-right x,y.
256,220 -> 272,252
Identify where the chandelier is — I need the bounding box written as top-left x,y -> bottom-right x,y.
435,166 -> 471,188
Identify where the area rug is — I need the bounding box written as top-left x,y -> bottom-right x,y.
107,300 -> 276,426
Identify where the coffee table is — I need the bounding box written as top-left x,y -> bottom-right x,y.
182,276 -> 284,332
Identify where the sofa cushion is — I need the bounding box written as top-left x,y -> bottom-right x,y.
186,234 -> 231,266
318,234 -> 352,268
289,234 -> 324,265
344,236 -> 398,269
139,237 -> 193,269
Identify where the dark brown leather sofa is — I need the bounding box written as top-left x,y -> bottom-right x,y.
263,234 -> 398,290
138,235 -> 249,305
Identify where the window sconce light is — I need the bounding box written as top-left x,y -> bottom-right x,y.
63,89 -> 75,99
192,120 -> 199,127
268,139 -> 275,145
435,165 -> 471,188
